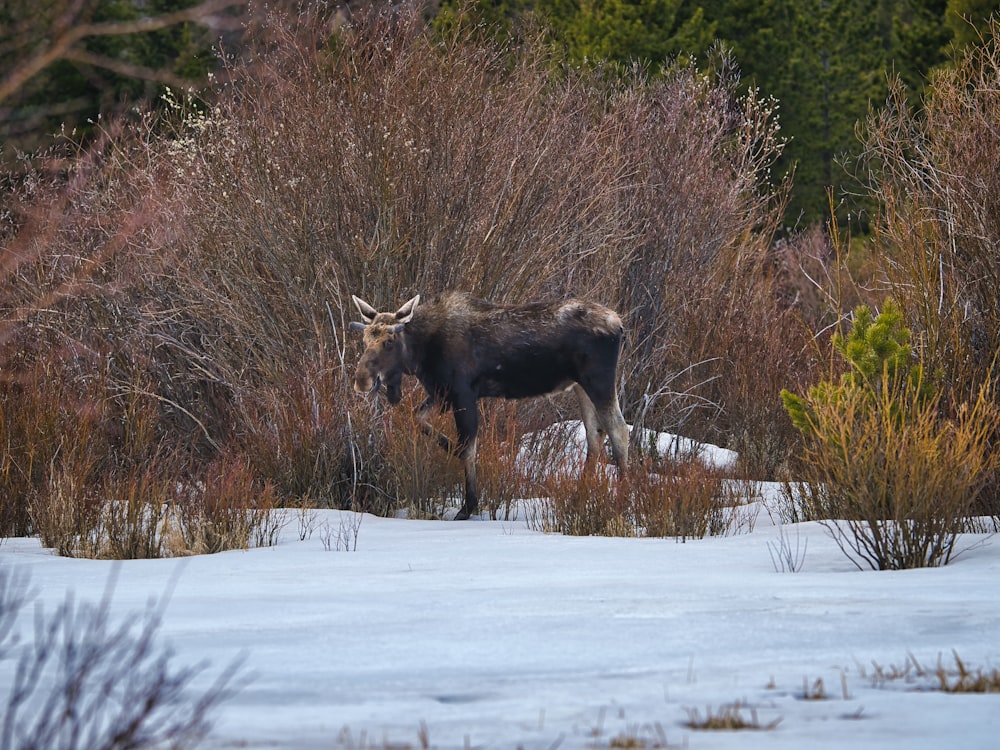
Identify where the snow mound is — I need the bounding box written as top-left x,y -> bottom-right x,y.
517,420 -> 738,473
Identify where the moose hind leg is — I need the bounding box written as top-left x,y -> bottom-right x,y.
572,383 -> 605,468
454,436 -> 478,520
598,395 -> 629,472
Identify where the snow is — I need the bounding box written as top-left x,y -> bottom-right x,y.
519,421 -> 740,474
2,486 -> 998,749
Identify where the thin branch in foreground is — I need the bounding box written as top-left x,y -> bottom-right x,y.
0,567 -> 244,750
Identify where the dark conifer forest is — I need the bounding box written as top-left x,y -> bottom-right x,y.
3,1 -> 997,223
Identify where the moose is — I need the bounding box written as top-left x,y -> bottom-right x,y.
349,291 -> 629,519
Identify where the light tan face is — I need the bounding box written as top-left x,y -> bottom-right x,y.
350,294 -> 420,404
354,316 -> 405,400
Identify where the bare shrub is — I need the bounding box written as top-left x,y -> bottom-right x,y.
0,113 -> 226,546
860,22 -> 1000,516
0,359 -> 102,539
0,568 -> 240,750
30,466 -> 101,558
630,458 -> 729,541
27,371 -> 124,557
181,6 -> 795,474
377,388 -> 463,518
603,56 -> 795,474
1,3 -> 802,538
15,352 -> 284,559
175,6 -> 636,352
33,451 -> 284,560
537,454 -> 744,540
235,352 -> 360,508
767,524 -> 808,573
319,511 -> 363,553
515,418 -> 587,489
538,464 -> 634,537
27,397 -> 284,558
169,455 -> 283,556
475,401 -> 534,520
82,463 -> 175,560
862,29 -> 1000,394
787,379 -> 999,570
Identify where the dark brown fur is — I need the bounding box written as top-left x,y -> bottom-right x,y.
351,291 -> 629,519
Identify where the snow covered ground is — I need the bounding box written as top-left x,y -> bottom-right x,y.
2,485 -> 998,749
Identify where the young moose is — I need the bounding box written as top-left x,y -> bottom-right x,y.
350,291 -> 629,520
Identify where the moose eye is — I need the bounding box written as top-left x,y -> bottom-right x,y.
383,340 -> 394,350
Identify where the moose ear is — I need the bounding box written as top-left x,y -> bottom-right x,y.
352,295 -> 379,324
349,321 -> 367,332
394,294 -> 420,324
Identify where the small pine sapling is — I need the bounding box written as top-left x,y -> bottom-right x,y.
781,299 -> 930,437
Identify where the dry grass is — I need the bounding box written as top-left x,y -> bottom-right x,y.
934,652 -> 1000,694
684,702 -> 781,731
860,652 -> 1000,694
536,454 -> 751,540
799,677 -> 828,701
601,724 -> 671,749
859,654 -> 926,688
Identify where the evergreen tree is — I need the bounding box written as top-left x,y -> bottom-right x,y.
946,0 -> 1000,47
703,0 -> 877,225
442,0 -> 971,226
435,0 -> 538,40
537,0 -> 717,68
892,0 -> 952,93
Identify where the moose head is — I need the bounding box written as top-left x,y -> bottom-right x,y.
349,294 -> 420,405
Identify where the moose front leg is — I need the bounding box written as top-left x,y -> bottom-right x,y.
415,396 -> 480,520
415,397 -> 455,454
452,400 -> 480,520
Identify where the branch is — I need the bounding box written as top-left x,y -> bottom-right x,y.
0,0 -> 246,104
63,48 -> 191,91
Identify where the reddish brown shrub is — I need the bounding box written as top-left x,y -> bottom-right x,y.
0,4 -> 804,548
